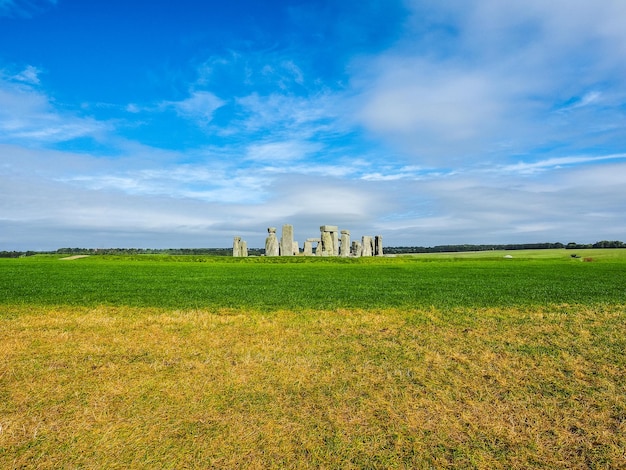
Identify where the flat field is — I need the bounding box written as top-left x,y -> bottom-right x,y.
1,250 -> 625,468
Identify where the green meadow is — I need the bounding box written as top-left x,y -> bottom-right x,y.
1,250 -> 625,468
2,249 -> 626,309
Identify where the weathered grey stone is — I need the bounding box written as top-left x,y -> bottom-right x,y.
340,230 -> 351,257
306,238 -> 321,243
320,230 -> 333,256
320,225 -> 339,256
233,236 -> 248,257
264,227 -> 279,256
280,224 -> 294,256
362,236 -> 373,256
292,241 -> 299,256
352,240 -> 362,257
374,235 -> 383,256
303,240 -> 314,256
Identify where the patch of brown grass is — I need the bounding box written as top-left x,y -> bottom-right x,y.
1,305 -> 625,468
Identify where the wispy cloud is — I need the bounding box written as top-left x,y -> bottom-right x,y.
497,153 -> 626,175
11,65 -> 41,84
245,140 -> 322,163
353,0 -> 626,165
166,90 -> 226,124
0,72 -> 109,145
0,0 -> 56,18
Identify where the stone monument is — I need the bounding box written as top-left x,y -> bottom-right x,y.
340,230 -> 351,257
280,224 -> 294,256
362,236 -> 374,257
303,237 -> 320,256
320,225 -> 339,256
233,236 -> 248,257
265,227 -> 279,256
375,235 -> 383,256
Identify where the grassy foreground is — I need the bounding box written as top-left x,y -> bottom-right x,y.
2,305 -> 625,469
1,250 -> 625,468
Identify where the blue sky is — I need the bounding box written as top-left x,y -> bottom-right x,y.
1,0 -> 626,250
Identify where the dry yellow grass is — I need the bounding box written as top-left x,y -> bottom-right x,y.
1,304 -> 625,468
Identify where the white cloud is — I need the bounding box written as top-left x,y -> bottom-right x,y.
497,153 -> 626,175
234,92 -> 343,137
168,90 -> 225,123
245,140 -> 322,163
0,72 -> 108,145
352,0 -> 626,165
11,65 -> 41,84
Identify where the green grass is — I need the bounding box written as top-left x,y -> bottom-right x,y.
1,249 -> 625,310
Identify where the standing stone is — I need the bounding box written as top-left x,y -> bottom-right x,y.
352,240 -> 362,257
362,236 -> 374,256
265,227 -> 279,256
340,230 -> 351,257
280,224 -> 294,256
292,241 -> 299,256
375,235 -> 383,256
233,236 -> 241,257
320,231 -> 333,256
320,225 -> 339,256
332,232 -> 339,256
240,240 -> 248,257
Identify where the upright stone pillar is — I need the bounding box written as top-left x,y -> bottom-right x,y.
292,241 -> 299,256
374,235 -> 383,256
352,240 -> 362,257
233,236 -> 241,257
320,231 -> 333,256
280,224 -> 294,256
240,240 -> 248,257
340,230 -> 351,257
320,225 -> 338,256
362,236 -> 373,256
332,231 -> 339,256
265,227 -> 279,256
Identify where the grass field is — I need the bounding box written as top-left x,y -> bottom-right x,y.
1,250 -> 625,468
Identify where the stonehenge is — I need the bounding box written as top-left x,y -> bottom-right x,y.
234,224 -> 383,258
340,230 -> 351,257
361,236 -> 373,257
264,227 -> 279,256
280,224 -> 294,256
232,236 -> 248,257
375,235 -> 383,256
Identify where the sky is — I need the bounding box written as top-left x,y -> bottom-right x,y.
1,0 -> 626,250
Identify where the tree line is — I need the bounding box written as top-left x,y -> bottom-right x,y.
385,241 -> 626,254
2,241 -> 625,258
